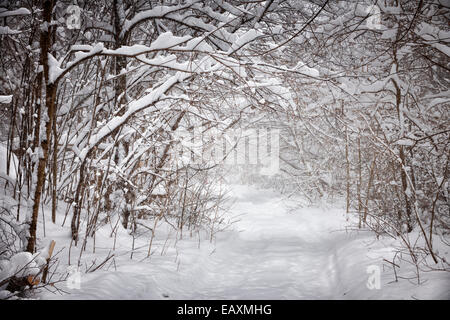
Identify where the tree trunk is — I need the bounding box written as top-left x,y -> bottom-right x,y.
27,0 -> 56,253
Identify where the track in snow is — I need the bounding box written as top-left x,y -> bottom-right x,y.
161,185 -> 348,299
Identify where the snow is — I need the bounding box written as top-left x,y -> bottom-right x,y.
229,29 -> 262,53
2,1 -> 448,301
36,184 -> 450,300
78,71 -> 190,163
47,54 -> 64,84
48,44 -> 105,84
70,45 -> 93,52
381,28 -> 396,40
0,26 -> 20,35
429,42 -> 450,57
0,252 -> 46,283
0,95 -> 12,103
120,2 -> 200,38
415,22 -> 450,57
0,8 -> 30,18
104,33 -> 192,56
49,31 -> 211,84
396,139 -> 414,146
0,142 -> 18,182
151,184 -> 166,196
293,62 -> 320,78
427,97 -> 449,111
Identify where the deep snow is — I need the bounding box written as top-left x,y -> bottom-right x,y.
34,184 -> 450,300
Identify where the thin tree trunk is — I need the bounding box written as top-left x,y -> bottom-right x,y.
345,126 -> 350,215
357,134 -> 362,228
27,0 -> 56,253
363,154 -> 377,224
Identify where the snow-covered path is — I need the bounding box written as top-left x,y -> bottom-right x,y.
39,184 -> 450,300
170,185 -> 345,299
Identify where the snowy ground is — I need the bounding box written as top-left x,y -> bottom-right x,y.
36,184 -> 450,300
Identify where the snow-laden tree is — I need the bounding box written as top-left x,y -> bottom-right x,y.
265,0 -> 449,270
1,0 -> 332,256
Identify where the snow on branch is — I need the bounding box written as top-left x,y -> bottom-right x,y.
77,72 -> 191,163
415,22 -> 450,57
48,43 -> 105,84
103,32 -> 192,55
0,26 -> 21,35
49,27 -> 257,85
0,95 -> 12,104
120,1 -> 201,39
84,17 -> 114,34
0,7 -> 30,18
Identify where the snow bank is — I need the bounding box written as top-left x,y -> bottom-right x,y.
0,252 -> 46,284
36,184 -> 450,300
